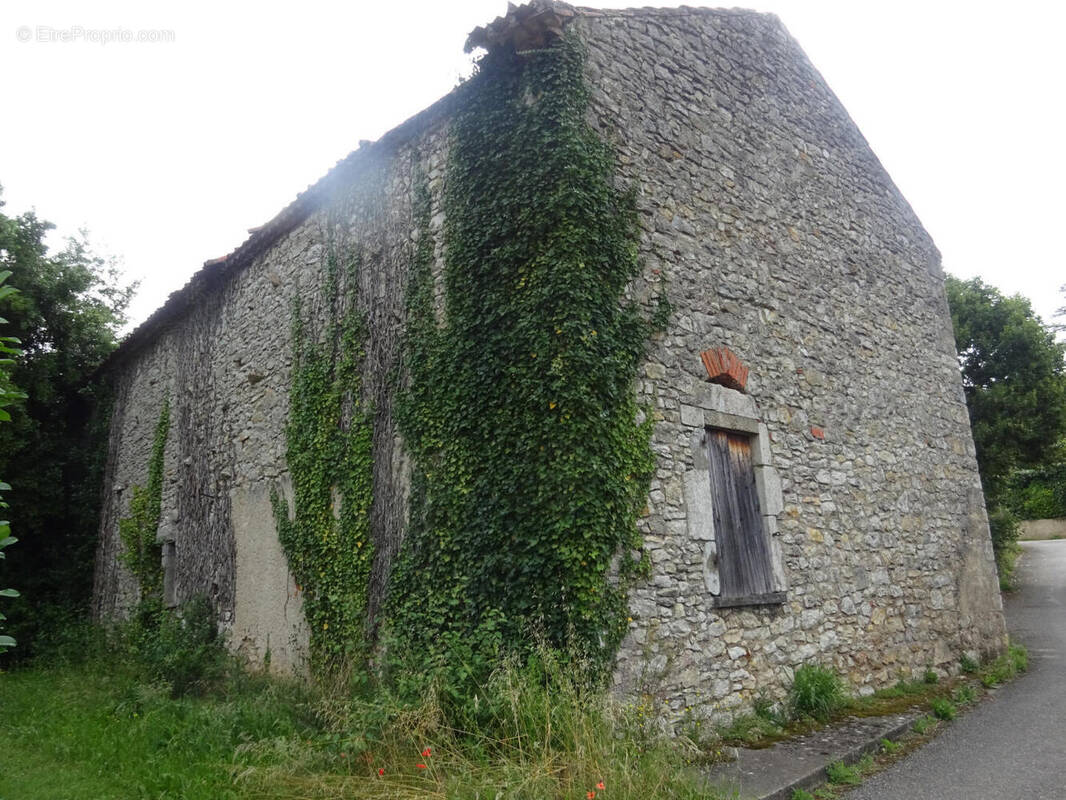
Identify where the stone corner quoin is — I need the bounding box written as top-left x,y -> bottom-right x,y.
90,1 -> 1007,721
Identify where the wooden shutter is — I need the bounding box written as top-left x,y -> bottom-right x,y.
706,429 -> 777,604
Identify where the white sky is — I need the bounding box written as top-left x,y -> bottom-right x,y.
1,0 -> 1063,331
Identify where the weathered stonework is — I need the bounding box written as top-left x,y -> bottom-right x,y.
93,2 -> 1006,720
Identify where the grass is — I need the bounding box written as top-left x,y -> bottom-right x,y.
980,643 -> 1028,687
0,662 -> 316,799
929,698 -> 957,721
723,643 -> 1029,750
789,665 -> 847,722
826,754 -> 871,786
912,715 -> 934,734
9,614 -> 1027,800
787,644 -> 1031,800
0,626 -> 722,800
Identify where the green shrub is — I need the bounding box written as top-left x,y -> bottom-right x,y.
988,508 -> 1022,589
923,668 -> 939,684
880,737 -> 899,753
930,698 -> 956,720
953,685 -> 977,705
26,608 -> 112,667
789,664 -> 847,722
1004,462 -> 1066,520
912,715 -> 934,734
959,653 -> 979,674
129,595 -> 227,697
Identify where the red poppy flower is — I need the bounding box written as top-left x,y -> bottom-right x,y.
587,792 -> 596,799
377,768 -> 384,776
422,747 -> 432,757
597,782 -> 605,790
417,763 -> 427,769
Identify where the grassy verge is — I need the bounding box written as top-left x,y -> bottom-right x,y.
717,643 -> 1028,753
785,643 -> 1029,799
0,621 -> 721,800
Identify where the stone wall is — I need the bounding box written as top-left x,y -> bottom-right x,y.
574,7 -> 1006,717
93,106 -> 456,672
93,2 -> 1005,714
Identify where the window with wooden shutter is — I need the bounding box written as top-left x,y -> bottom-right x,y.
706,428 -> 785,607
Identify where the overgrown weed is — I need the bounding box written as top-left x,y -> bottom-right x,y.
789,664 -> 847,722
4,624 -> 719,800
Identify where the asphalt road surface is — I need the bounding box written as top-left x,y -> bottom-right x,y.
849,540 -> 1066,800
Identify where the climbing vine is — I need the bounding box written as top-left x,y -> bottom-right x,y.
119,398 -> 170,598
271,245 -> 374,666
388,34 -> 656,683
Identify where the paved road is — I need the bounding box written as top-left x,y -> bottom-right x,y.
849,540 -> 1066,800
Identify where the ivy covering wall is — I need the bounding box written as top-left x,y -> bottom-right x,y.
118,398 -> 170,599
387,34 -> 656,681
272,250 -> 374,666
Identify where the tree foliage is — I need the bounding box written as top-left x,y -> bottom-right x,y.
945,275 -> 1066,504
0,270 -> 25,654
0,186 -> 135,657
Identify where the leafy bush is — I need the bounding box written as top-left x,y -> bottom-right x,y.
789,664 -> 847,722
1003,460 -> 1066,520
0,270 -> 23,656
128,596 -> 227,697
988,507 -> 1022,589
959,653 -> 979,673
23,607 -> 111,667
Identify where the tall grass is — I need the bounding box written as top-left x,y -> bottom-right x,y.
1,620 -> 719,800
236,649 -> 715,799
789,664 -> 847,722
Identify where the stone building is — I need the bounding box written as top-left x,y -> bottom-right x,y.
93,1 -> 1006,719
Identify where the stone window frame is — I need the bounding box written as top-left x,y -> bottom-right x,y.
681,381 -> 788,608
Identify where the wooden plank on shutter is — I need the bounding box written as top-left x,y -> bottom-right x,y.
706,429 -> 779,605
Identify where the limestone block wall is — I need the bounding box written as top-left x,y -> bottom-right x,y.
93,2 -> 1005,712
575,7 -> 1006,717
93,108 -> 454,672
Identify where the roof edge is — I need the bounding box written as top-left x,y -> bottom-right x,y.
105,75 -> 468,371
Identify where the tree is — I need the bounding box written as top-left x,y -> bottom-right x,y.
0,186 -> 135,658
0,270 -> 25,654
945,276 -> 1066,505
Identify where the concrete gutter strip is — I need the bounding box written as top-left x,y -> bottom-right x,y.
704,710 -> 924,800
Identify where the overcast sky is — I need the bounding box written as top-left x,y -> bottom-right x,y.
1,0 -> 1063,332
